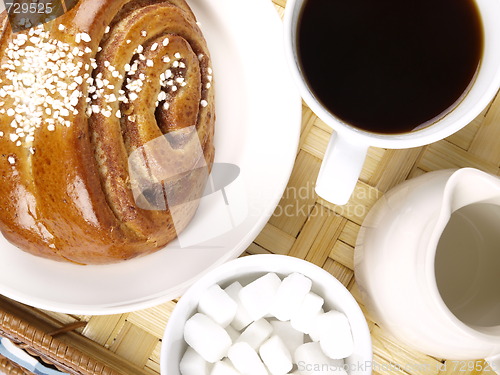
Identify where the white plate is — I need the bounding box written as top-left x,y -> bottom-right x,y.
0,0 -> 300,314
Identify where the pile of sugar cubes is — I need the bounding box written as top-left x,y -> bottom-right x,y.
180,272 -> 354,375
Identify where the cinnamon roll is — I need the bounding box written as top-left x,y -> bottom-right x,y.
0,0 -> 215,264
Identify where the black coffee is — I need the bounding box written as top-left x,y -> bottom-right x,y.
297,0 -> 484,134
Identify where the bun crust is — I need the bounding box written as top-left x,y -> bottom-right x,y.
0,0 -> 215,264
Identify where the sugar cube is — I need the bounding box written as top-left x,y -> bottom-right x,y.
180,347 -> 210,375
259,335 -> 293,375
211,359 -> 242,375
309,311 -> 326,342
198,284 -> 238,328
294,342 -> 346,375
270,320 -> 304,355
239,273 -> 281,321
224,282 -> 253,331
236,318 -> 273,350
270,273 -> 312,321
318,311 -> 354,359
227,342 -> 269,375
290,292 -> 324,334
184,313 -> 232,363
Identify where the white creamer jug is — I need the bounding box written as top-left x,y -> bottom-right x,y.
355,168 -> 500,371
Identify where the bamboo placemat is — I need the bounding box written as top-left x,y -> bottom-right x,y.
1,1 -> 500,374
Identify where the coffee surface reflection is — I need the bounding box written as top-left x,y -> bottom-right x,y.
298,0 -> 484,134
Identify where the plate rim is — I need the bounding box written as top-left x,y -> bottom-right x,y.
0,0 -> 301,315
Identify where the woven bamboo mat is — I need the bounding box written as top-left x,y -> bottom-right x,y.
1,1 -> 500,374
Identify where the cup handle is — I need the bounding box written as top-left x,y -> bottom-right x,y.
487,354 -> 500,374
315,132 -> 368,205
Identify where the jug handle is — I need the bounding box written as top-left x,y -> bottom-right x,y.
486,354 -> 500,374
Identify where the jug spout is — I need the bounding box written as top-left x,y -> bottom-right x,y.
444,168 -> 500,214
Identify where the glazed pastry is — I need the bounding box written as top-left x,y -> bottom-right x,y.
0,0 -> 215,264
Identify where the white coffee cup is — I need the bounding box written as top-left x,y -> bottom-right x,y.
284,0 -> 500,205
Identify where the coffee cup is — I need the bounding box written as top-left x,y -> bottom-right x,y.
284,0 -> 500,205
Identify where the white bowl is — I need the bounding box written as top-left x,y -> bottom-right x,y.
160,254 -> 373,375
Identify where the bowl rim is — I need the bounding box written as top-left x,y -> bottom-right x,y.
160,254 -> 373,375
